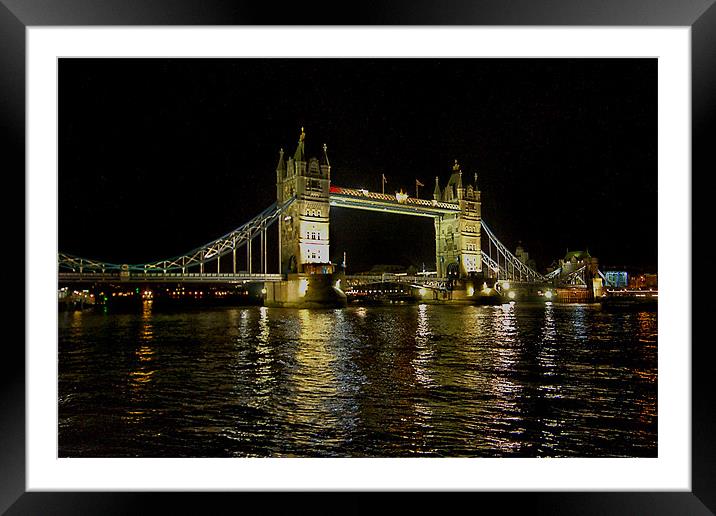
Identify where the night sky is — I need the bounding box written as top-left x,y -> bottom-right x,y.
59,58 -> 656,273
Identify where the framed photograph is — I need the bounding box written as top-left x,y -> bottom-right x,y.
2,0 -> 711,513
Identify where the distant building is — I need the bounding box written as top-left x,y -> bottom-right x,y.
604,270 -> 628,288
629,273 -> 657,289
515,243 -> 538,272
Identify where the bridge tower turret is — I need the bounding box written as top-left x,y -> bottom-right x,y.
277,127 -> 331,274
434,160 -> 482,278
275,148 -> 286,201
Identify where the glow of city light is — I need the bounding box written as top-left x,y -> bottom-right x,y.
545,290 -> 553,299
508,291 -> 516,299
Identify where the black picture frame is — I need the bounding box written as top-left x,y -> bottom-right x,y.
1,1 -> 710,513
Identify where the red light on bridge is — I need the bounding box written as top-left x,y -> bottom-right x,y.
329,185 -> 342,193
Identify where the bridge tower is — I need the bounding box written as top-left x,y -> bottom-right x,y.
276,127 -> 331,274
433,161 -> 482,278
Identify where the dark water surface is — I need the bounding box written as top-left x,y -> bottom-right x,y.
58,303 -> 657,457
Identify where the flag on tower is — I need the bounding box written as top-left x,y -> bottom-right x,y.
415,178 -> 425,198
382,173 -> 387,194
416,179 -> 425,187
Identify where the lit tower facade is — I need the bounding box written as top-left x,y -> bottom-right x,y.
276,128 -> 331,274
433,160 -> 482,278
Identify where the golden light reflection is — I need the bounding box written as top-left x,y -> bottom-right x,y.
636,311 -> 658,345
140,300 -> 153,340
537,302 -> 559,377
411,304 -> 435,437
129,369 -> 155,384
258,306 -> 270,345
412,304 -> 435,388
487,304 -> 526,453
129,300 -> 156,391
136,345 -> 154,362
542,302 -> 556,344
284,310 -> 340,433
253,306 -> 273,389
68,309 -> 83,329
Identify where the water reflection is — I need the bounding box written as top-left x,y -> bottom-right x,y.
412,304 -> 435,388
572,305 -> 590,343
125,301 -> 156,424
409,304 -> 435,452
258,306 -> 270,344
59,304 -> 658,458
254,307 -> 273,391
130,301 -> 156,388
280,310 -> 343,451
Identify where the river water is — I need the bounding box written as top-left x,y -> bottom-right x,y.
58,302 -> 657,457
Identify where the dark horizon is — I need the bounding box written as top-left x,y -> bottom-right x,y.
59,58 -> 657,273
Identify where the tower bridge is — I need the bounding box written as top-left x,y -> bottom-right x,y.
59,128 -> 581,307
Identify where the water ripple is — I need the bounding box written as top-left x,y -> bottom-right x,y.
58,303 -> 657,457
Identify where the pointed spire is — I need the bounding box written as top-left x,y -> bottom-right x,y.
453,159 -> 460,172
276,147 -> 286,173
433,176 -> 441,201
474,172 -> 478,187
320,142 -> 330,167
457,170 -> 463,190
293,126 -> 306,162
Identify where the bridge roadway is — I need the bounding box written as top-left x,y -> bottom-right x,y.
57,271 -> 447,285
58,272 -> 284,283
59,271 -> 458,287
58,271 -> 549,293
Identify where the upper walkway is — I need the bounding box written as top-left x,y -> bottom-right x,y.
329,186 -> 460,218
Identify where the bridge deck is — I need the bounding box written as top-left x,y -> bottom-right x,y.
58,272 -> 283,283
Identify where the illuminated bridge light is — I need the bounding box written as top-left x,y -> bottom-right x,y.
299,279 -> 309,297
